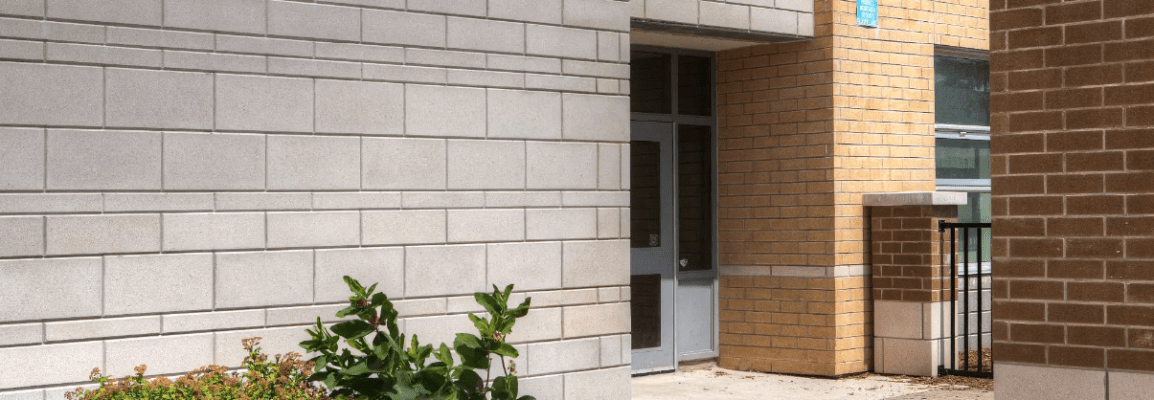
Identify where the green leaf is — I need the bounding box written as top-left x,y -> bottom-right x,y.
502,285 -> 514,304
332,320 -> 376,340
491,342 -> 519,358
467,313 -> 492,336
344,276 -> 365,294
453,334 -> 490,369
336,305 -> 360,318
474,292 -> 500,316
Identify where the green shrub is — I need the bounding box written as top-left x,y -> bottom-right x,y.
300,277 -> 534,400
66,337 -> 334,400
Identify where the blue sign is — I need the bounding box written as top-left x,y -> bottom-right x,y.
858,0 -> 878,27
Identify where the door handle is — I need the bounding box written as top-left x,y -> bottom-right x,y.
680,258 -> 689,268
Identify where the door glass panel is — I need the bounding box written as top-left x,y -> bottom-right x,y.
936,138 -> 990,179
935,56 -> 990,126
631,274 -> 662,349
678,125 -> 713,271
678,55 -> 712,116
631,141 -> 662,248
631,52 -> 672,114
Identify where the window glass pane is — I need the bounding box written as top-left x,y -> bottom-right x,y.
935,56 -> 990,126
958,192 -> 992,264
678,55 -> 712,116
936,138 -> 990,180
631,52 -> 672,114
631,141 -> 662,248
630,274 -> 661,349
678,125 -> 713,271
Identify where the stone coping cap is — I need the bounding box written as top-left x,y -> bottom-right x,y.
862,192 -> 968,207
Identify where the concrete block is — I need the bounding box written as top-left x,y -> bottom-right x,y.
394,298 -> 448,317
363,10 -> 446,47
751,7 -> 798,35
505,306 -> 561,344
563,59 -> 630,79
489,0 -> 561,24
0,0 -> 44,17
404,244 -> 486,297
563,240 -> 629,288
267,211 -> 360,248
215,74 -> 313,133
621,286 -> 631,301
0,323 -> 42,347
699,1 -> 750,30
215,251 -> 314,309
106,334 -> 213,376
528,338 -> 600,375
406,84 -> 486,138
564,302 -> 630,338
447,140 -> 525,189
162,310 -> 265,334
601,335 -> 623,366
620,143 -> 631,189
316,42 -> 404,63
599,31 -> 621,62
527,142 -> 598,189
446,295 -> 485,314
798,12 -> 814,36
563,94 -> 630,142
216,192 -> 311,211
0,38 -> 43,61
0,217 -> 41,258
407,0 -> 485,16
217,34 -> 314,57
267,135 -> 361,190
46,42 -> 161,67
164,0 -> 265,34
0,19 -> 102,44
564,366 -> 631,400
874,300 -> 924,340
1109,370 -> 1154,400
526,24 -> 597,60
448,210 -> 525,243
325,0 -> 404,8
0,194 -> 101,214
104,254 -> 212,315
0,62 -> 102,127
164,50 -> 266,73
46,130 -> 160,191
47,0 -> 161,26
486,192 -> 563,208
527,209 -> 597,240
407,48 -> 488,68
403,192 -> 485,209
268,0 -> 359,41
46,215 -> 160,255
362,138 -> 446,190
214,327 -> 312,367
529,289 -> 599,307
562,191 -> 630,207
162,212 -> 265,252
447,17 -> 524,53
363,64 -> 447,84
519,375 -> 562,400
268,57 -> 361,79
315,247 -> 405,302
104,193 -> 213,212
996,363 -> 1105,400
0,128 -> 43,191
0,258 -> 101,323
107,27 -> 213,50
446,69 -> 525,89
404,314 -> 476,349
313,192 -> 402,210
598,144 -> 623,189
645,0 -> 697,24
316,80 -> 403,135
266,304 -> 347,326
0,342 -> 103,389
488,89 -> 562,140
598,287 -> 621,302
881,337 -> 938,377
45,316 -> 160,342
598,208 -> 621,238
776,0 -> 814,12
487,242 -> 562,292
874,337 -> 885,372
487,54 -> 562,74
563,0 -> 631,31
163,133 -> 265,190
525,73 -> 598,92
362,210 -> 446,245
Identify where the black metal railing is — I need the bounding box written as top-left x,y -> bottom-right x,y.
938,221 -> 993,378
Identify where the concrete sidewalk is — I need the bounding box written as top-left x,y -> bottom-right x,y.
631,367 -> 993,400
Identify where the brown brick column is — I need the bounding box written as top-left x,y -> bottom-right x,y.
991,0 -> 1154,397
865,194 -> 962,376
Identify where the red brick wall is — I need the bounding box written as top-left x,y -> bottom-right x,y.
870,205 -> 957,303
990,0 -> 1154,372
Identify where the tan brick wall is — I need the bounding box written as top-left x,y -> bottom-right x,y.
990,0 -> 1154,374
717,0 -> 989,376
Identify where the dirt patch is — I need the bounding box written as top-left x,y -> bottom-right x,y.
955,349 -> 993,372
846,372 -> 993,392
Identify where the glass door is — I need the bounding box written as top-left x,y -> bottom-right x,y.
629,120 -> 676,373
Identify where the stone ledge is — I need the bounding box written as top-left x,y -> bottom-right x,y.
862,192 -> 968,207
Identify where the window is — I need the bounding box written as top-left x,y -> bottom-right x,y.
934,53 -> 991,271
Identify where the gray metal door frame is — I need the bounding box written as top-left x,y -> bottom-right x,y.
629,45 -> 720,373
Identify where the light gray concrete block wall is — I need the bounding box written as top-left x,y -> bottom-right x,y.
631,0 -> 815,38
0,1 -> 633,399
